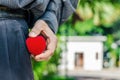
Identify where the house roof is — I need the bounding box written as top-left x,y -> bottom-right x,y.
60,36 -> 107,42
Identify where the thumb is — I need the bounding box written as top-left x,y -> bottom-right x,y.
29,20 -> 46,37
29,31 -> 38,37
29,26 -> 41,37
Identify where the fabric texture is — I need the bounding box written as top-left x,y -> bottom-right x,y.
0,0 -> 79,33
0,18 -> 34,80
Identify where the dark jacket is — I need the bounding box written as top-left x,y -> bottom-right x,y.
0,0 -> 78,33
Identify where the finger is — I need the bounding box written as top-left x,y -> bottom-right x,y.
34,37 -> 57,61
29,27 -> 42,37
34,33 -> 57,61
41,28 -> 57,54
41,26 -> 57,45
35,55 -> 51,61
35,49 -> 53,61
31,54 -> 35,58
29,20 -> 45,37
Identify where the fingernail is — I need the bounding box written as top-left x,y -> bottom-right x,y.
29,32 -> 37,37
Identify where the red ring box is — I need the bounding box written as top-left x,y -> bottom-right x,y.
26,36 -> 46,56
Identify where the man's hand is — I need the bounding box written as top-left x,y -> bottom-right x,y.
29,20 -> 57,61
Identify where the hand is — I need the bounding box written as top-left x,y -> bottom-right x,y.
29,20 -> 57,61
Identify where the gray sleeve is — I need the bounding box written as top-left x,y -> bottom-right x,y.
60,0 -> 79,24
40,0 -> 78,33
39,0 -> 61,34
35,0 -> 78,33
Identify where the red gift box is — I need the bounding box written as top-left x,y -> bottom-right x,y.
26,36 -> 46,56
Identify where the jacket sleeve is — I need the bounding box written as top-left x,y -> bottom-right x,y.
39,0 -> 60,33
60,0 -> 79,24
33,0 -> 78,33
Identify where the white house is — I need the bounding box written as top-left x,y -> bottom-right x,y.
59,36 -> 107,71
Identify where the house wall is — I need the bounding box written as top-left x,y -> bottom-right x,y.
66,42 -> 104,71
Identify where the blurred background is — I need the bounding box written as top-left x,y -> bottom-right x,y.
32,0 -> 120,80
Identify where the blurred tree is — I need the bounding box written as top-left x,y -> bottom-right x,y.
59,0 -> 120,68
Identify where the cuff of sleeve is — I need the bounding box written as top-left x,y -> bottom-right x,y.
40,11 -> 58,34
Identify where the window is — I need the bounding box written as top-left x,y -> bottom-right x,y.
75,52 -> 84,68
96,52 -> 99,60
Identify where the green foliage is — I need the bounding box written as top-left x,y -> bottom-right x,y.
43,75 -> 74,80
74,19 -> 94,35
77,0 -> 120,27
